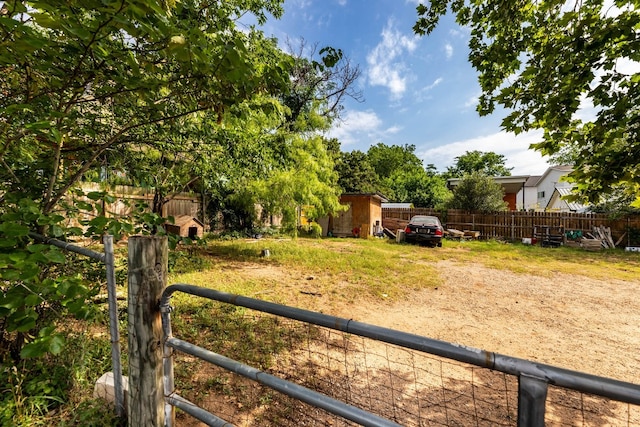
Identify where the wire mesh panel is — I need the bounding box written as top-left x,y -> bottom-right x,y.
167,298 -> 640,427
545,386 -> 640,426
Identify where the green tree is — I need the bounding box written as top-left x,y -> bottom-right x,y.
335,150 -> 380,193
282,40 -> 362,131
385,169 -> 451,208
241,41 -> 362,231
445,150 -> 513,178
448,172 -> 508,212
366,143 -> 424,179
414,1 -> 640,203
0,0 -> 291,361
251,135 -> 343,234
1,0 -> 290,216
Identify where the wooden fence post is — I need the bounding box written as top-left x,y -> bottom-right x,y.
128,236 -> 168,427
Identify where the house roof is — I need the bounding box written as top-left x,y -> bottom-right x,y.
447,175 -> 531,194
524,175 -> 542,187
537,165 -> 573,185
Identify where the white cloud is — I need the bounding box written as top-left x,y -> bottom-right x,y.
327,110 -> 400,147
336,0 -> 347,5
419,130 -> 551,175
366,20 -> 419,99
444,43 -> 453,59
414,77 -> 443,102
449,28 -> 466,38
464,93 -> 479,108
424,77 -> 443,91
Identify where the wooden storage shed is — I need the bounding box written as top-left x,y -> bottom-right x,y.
323,193 -> 388,238
165,215 -> 204,239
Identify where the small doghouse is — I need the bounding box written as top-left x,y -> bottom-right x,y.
165,215 -> 204,239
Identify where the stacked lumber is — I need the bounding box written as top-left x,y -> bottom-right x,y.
580,239 -> 603,251
590,225 -> 616,248
446,228 -> 465,239
446,228 -> 478,241
463,230 -> 480,239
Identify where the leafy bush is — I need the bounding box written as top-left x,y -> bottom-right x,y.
298,222 -> 322,238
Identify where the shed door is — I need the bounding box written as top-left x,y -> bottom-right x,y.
333,203 -> 353,236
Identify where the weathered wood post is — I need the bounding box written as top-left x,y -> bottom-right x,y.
128,236 -> 168,427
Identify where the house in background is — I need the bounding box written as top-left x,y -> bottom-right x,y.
447,175 -> 531,210
528,165 -> 574,210
516,175 -> 542,211
318,193 -> 388,237
447,166 -> 581,212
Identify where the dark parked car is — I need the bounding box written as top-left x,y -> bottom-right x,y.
404,215 -> 443,247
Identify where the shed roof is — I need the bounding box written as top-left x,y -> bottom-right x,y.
447,175 -> 531,194
382,203 -> 414,209
341,192 -> 389,203
171,215 -> 204,227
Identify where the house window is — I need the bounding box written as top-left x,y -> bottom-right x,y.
537,191 -> 545,198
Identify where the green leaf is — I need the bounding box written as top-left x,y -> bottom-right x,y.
43,248 -> 66,264
0,222 -> 30,237
0,237 -> 17,248
51,225 -> 64,237
0,293 -> 25,309
20,341 -> 47,359
76,201 -> 94,211
88,216 -> 109,229
15,317 -> 37,332
24,294 -> 41,307
48,334 -> 65,354
25,120 -> 52,130
86,192 -> 104,201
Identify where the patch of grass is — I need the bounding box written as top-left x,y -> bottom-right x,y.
170,238 -> 441,302
438,239 -> 640,280
170,237 -> 640,305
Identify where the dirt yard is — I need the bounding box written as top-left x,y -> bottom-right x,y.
336,259 -> 640,385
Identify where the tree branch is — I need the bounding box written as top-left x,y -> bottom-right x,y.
44,104 -> 213,213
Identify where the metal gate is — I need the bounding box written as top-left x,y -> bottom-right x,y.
160,284 -> 640,426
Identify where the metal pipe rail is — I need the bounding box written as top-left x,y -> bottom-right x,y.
160,284 -> 640,426
28,232 -> 125,418
165,337 -> 402,427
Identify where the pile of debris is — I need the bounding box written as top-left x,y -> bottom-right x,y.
446,229 -> 480,240
580,226 -> 617,250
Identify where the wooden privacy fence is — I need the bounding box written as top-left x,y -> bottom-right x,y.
77,182 -> 201,218
383,208 -> 640,246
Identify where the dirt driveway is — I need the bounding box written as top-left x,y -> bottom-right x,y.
335,260 -> 640,385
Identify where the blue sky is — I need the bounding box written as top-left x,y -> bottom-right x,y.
256,0 -> 552,175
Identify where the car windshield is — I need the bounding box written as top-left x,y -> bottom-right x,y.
410,216 -> 439,226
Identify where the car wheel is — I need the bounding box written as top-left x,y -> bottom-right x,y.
437,241 -> 442,247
